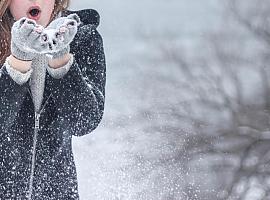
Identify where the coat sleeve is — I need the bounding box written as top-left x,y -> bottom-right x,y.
0,64 -> 30,133
47,23 -> 106,137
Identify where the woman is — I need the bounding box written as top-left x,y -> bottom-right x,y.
0,0 -> 106,199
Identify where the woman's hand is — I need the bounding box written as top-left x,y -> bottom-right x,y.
41,14 -> 80,59
11,17 -> 46,61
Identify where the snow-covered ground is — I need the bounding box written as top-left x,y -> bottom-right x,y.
69,1 -> 224,199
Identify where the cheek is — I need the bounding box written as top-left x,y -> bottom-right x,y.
44,0 -> 55,12
9,0 -> 27,20
41,1 -> 55,26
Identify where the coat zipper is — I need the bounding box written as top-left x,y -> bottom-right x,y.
27,112 -> 40,200
27,88 -> 52,200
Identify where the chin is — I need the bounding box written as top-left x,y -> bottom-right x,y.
36,20 -> 47,27
43,19 -> 53,27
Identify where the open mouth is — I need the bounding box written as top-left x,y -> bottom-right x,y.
27,6 -> 41,20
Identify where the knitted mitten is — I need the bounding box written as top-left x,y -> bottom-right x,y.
41,14 -> 80,59
11,17 -> 46,61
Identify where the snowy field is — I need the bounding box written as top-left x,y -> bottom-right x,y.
69,1 -> 224,199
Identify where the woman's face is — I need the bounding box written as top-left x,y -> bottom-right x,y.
9,0 -> 55,27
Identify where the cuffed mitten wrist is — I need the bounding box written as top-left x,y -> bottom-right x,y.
4,56 -> 33,85
11,42 -> 35,61
53,45 -> 70,60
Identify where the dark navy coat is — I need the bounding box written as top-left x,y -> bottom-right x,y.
0,9 -> 106,199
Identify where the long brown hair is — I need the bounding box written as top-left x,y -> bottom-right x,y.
0,0 -> 70,65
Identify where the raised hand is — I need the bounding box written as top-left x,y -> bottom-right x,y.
11,17 -> 46,61
40,14 -> 80,58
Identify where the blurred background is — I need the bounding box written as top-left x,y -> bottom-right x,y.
70,0 -> 270,199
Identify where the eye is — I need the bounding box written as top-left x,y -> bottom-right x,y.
67,21 -> 75,27
19,18 -> 26,25
26,20 -> 35,25
42,34 -> 48,42
55,32 -> 61,38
